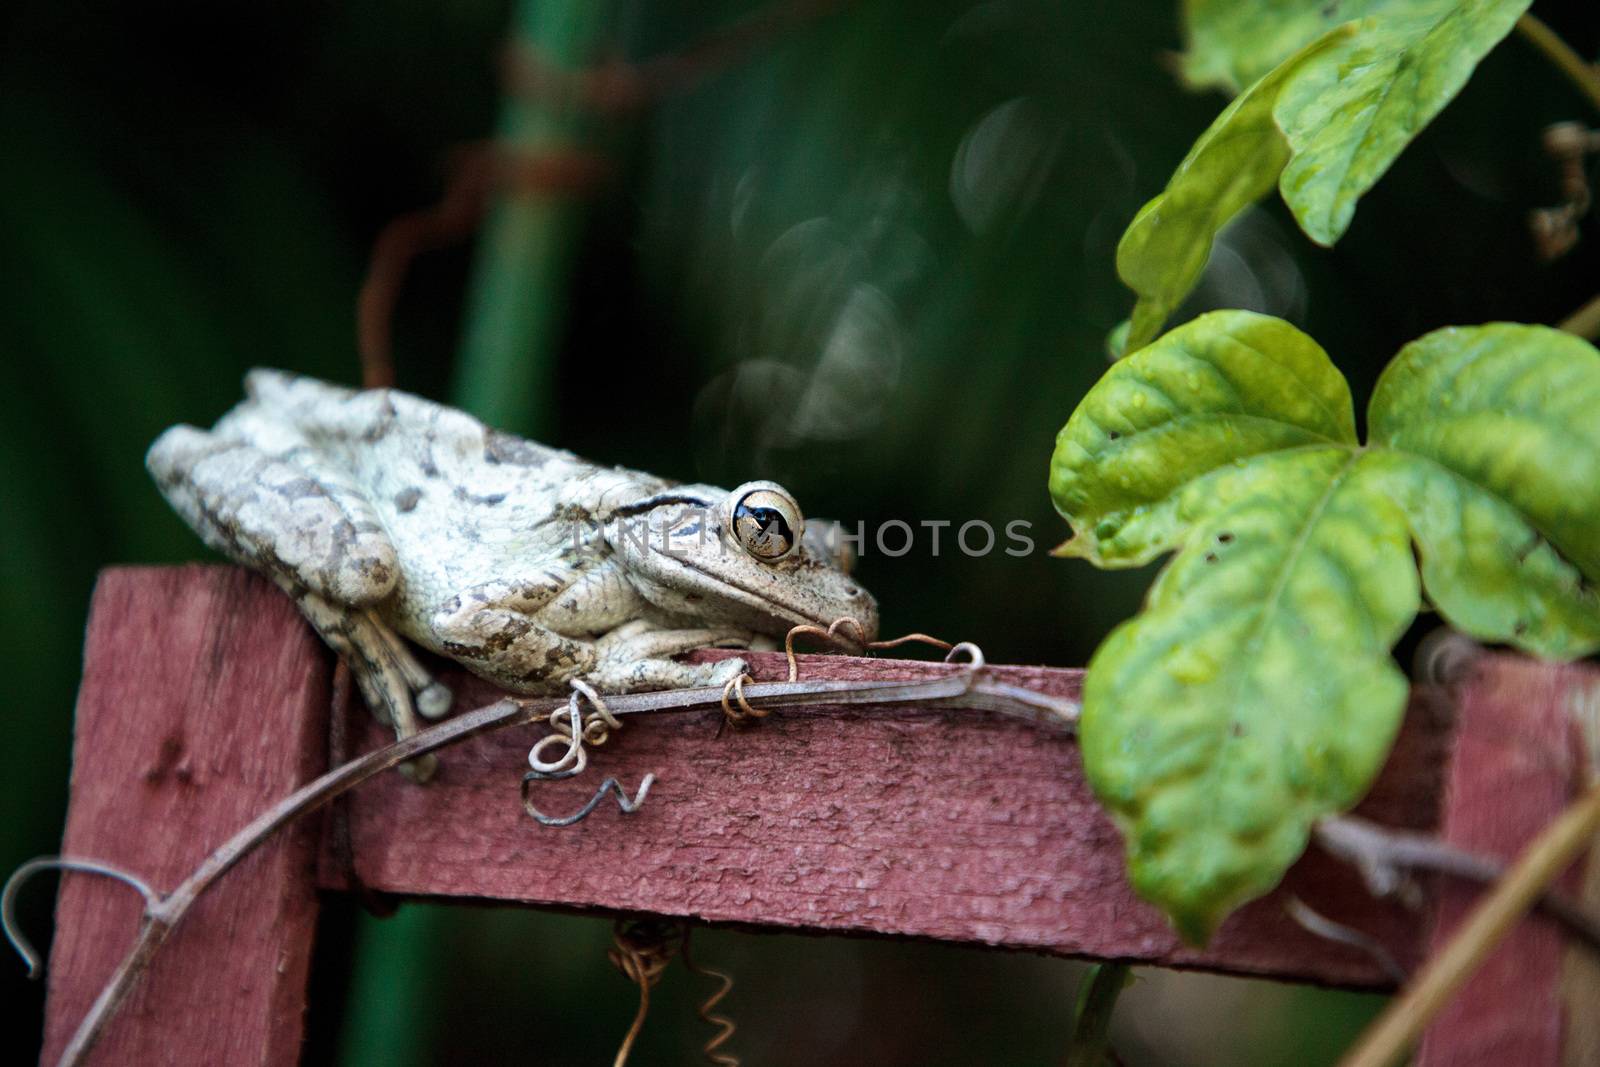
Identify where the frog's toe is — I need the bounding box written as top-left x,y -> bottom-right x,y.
416,681 -> 453,719
705,657 -> 750,688
398,752 -> 440,784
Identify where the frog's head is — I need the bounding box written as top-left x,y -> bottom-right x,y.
604,480 -> 878,648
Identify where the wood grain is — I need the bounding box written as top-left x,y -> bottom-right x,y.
1416,656 -> 1594,1067
319,619 -> 1450,989
1562,670 -> 1600,1067
42,566 -> 328,1066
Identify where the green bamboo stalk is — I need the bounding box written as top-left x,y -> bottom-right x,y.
365,9 -> 613,1058
452,0 -> 613,437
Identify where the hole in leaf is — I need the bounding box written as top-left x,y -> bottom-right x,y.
1216,531 -> 1234,543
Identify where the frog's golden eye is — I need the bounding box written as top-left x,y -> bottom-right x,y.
729,482 -> 803,562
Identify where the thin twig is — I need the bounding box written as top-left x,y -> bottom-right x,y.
1559,291 -> 1600,340
681,929 -> 740,1067
356,145 -> 610,390
501,0 -> 849,114
2,860 -> 160,978
51,696 -> 535,1067
1337,781 -> 1600,1067
1516,14 -> 1600,116
35,669 -> 1077,1067
608,921 -> 674,1067
1315,814 -> 1600,955
1285,896 -> 1408,986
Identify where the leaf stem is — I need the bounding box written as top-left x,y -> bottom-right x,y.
1337,781 -> 1600,1067
1065,962 -> 1130,1067
1516,14 -> 1600,115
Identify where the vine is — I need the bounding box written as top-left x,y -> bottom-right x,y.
1052,0 -> 1600,961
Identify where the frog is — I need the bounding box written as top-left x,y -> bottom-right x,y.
147,369 -> 878,777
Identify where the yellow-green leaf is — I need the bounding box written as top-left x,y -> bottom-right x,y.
1114,29 -> 1354,352
1179,0 -> 1447,94
1121,0 -> 1529,342
1051,311 -> 1355,565
1051,312 -> 1600,941
1277,0 -> 1533,245
1366,324 -> 1600,656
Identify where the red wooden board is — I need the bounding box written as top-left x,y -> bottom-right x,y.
1416,657 -> 1593,1066
42,566 -> 1594,1066
319,629 -> 1447,988
42,567 -> 328,1066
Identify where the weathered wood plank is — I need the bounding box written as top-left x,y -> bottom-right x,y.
1417,656 -> 1594,1066
317,605 -> 1450,988
1562,672 -> 1600,1067
42,566 -> 328,1066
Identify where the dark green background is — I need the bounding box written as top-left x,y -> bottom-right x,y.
5,1 -> 1596,1062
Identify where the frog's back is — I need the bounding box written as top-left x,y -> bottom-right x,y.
237,370 -> 668,491
236,369 -> 579,483
220,370 -> 672,589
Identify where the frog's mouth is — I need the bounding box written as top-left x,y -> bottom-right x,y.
640,553 -> 873,651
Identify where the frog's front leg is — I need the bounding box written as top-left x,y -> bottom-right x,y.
587,620 -> 754,692
427,585 -> 600,692
427,579 -> 753,694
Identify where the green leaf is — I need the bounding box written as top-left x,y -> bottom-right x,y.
1365,324 -> 1600,656
1065,962 -> 1133,1067
1120,1 -> 1529,345
1051,311 -> 1355,565
1051,311 -> 1600,941
1179,0 -> 1441,94
1114,29 -> 1352,352
1277,0 -> 1532,245
1104,318 -> 1131,361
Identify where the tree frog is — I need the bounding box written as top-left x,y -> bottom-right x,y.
148,370 -> 877,774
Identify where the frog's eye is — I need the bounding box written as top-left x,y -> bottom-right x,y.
729,482 -> 803,563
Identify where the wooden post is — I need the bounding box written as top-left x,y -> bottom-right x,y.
1415,657 -> 1595,1066
36,566 -> 1598,1064
41,567 -> 328,1066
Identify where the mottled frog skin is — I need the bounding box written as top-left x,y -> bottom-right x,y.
148,370 -> 877,770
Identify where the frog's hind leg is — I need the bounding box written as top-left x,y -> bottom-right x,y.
146,424 -> 399,608
150,419 -> 448,776
283,582 -> 441,781
368,614 -> 453,719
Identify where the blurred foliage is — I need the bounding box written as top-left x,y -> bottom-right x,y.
3,0 -> 1597,1063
